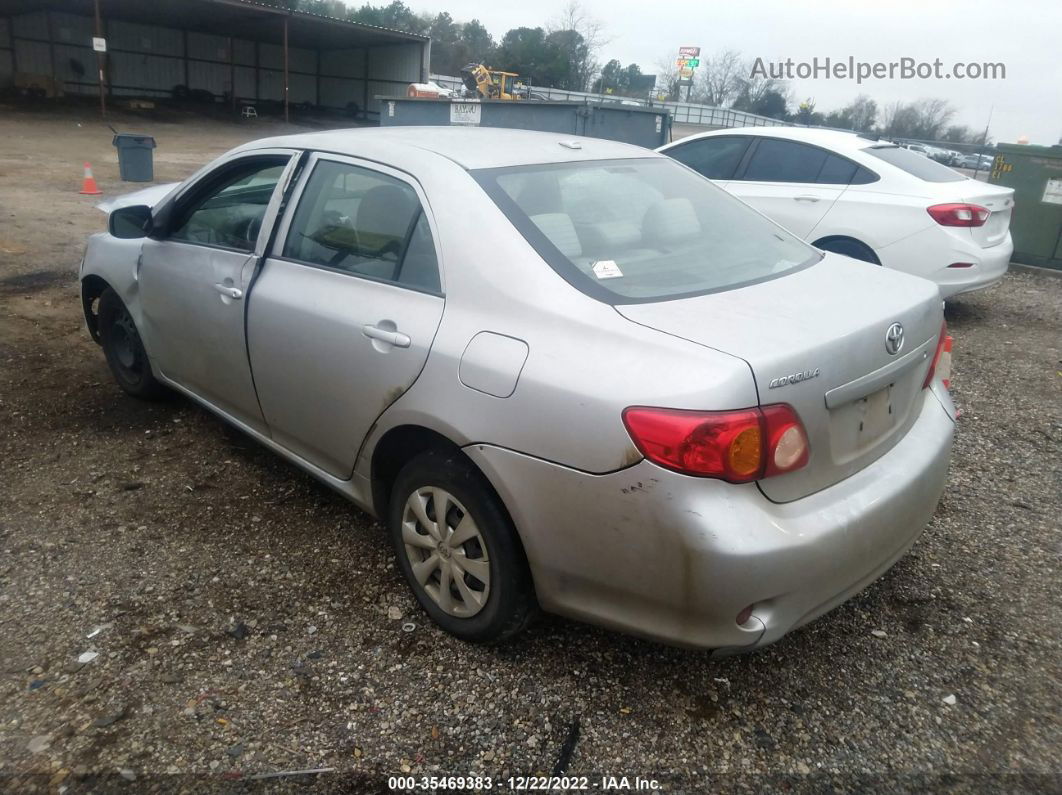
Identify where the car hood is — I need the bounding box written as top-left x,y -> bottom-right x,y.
95,182 -> 180,214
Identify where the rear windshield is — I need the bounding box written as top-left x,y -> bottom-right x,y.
862,145 -> 966,182
473,158 -> 818,303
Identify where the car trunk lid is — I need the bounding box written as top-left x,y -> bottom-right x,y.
617,254 -> 944,502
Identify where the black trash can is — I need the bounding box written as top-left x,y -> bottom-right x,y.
112,133 -> 157,182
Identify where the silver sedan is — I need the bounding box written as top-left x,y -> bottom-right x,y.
80,127 -> 955,653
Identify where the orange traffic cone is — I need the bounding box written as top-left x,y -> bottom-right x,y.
79,162 -> 102,195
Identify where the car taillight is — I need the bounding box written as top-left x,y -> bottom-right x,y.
622,404 -> 809,483
922,321 -> 952,389
927,203 -> 989,227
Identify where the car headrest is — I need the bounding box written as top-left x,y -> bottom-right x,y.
355,185 -> 417,256
530,213 -> 582,259
641,198 -> 701,247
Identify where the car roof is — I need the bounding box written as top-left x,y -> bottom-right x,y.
234,126 -> 658,170
662,125 -> 890,156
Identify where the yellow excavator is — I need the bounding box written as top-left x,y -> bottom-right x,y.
460,63 -> 524,100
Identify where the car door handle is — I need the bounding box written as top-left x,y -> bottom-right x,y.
794,194 -> 821,202
362,324 -> 411,348
214,283 -> 243,299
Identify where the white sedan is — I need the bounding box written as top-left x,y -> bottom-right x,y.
659,127 -> 1014,297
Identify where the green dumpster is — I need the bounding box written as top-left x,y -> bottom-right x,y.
989,143 -> 1062,270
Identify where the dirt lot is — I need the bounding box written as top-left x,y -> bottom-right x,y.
0,106 -> 1059,793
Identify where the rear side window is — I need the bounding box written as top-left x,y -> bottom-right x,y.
816,154 -> 857,184
741,139 -> 828,183
474,158 -> 818,304
666,136 -> 750,180
862,145 -> 966,182
283,160 -> 440,292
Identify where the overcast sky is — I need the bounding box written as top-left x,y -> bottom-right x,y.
407,0 -> 1062,145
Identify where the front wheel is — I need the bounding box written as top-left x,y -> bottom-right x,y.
97,288 -> 167,400
388,450 -> 536,643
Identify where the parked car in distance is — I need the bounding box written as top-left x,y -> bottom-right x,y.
905,143 -> 931,156
658,127 -> 1014,297
959,153 -> 995,171
82,128 -> 956,654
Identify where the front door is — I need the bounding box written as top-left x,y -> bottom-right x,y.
247,154 -> 445,478
138,153 -> 295,432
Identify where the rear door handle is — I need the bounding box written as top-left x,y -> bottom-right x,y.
362,324 -> 411,348
794,194 -> 820,202
214,283 -> 243,299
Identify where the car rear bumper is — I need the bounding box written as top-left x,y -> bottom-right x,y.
465,384 -> 955,652
878,227 -> 1012,298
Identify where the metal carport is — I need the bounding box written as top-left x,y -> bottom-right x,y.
0,0 -> 430,119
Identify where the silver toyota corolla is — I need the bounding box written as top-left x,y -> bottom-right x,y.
80,127 -> 955,654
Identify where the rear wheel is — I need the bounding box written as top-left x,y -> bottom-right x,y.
98,288 -> 167,400
388,450 -> 536,643
814,237 -> 881,265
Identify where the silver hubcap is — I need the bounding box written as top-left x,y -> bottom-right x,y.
401,487 -> 490,618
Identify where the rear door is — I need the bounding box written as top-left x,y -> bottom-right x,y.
728,138 -> 845,238
247,154 -> 445,479
138,151 -> 296,433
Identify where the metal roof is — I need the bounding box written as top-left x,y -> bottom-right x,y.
0,0 -> 429,48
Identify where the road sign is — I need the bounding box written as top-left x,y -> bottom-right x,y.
92,37 -> 107,53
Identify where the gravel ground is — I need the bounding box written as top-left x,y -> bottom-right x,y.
0,106 -> 1059,793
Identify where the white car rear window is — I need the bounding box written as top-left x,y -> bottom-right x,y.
474,158 -> 819,303
863,145 -> 966,182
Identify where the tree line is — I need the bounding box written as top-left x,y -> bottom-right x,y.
268,0 -> 985,143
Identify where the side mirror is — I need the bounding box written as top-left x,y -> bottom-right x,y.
109,204 -> 153,239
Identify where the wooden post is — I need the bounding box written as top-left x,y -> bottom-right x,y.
93,0 -> 106,117
283,16 -> 289,123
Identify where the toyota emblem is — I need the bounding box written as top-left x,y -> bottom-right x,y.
885,323 -> 904,355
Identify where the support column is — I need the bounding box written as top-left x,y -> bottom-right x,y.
283,16 -> 289,123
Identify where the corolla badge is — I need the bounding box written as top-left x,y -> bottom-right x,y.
885,323 -> 904,355
768,368 -> 820,389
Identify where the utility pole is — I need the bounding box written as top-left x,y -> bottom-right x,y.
94,0 -> 106,118
973,105 -> 994,179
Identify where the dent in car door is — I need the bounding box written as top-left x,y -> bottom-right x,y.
138,152 -> 296,432
728,138 -> 843,238
247,155 -> 445,479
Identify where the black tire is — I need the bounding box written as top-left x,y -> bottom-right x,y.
97,288 -> 167,400
388,449 -> 536,643
814,237 -> 881,265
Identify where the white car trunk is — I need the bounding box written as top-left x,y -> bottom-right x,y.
618,254 -> 944,502
927,180 -> 1014,248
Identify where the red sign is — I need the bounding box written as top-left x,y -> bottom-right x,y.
678,46 -> 700,57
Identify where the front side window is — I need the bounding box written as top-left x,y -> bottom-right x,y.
667,136 -> 750,180
169,159 -> 287,251
283,160 -> 440,292
474,157 -> 818,303
741,139 -> 828,183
